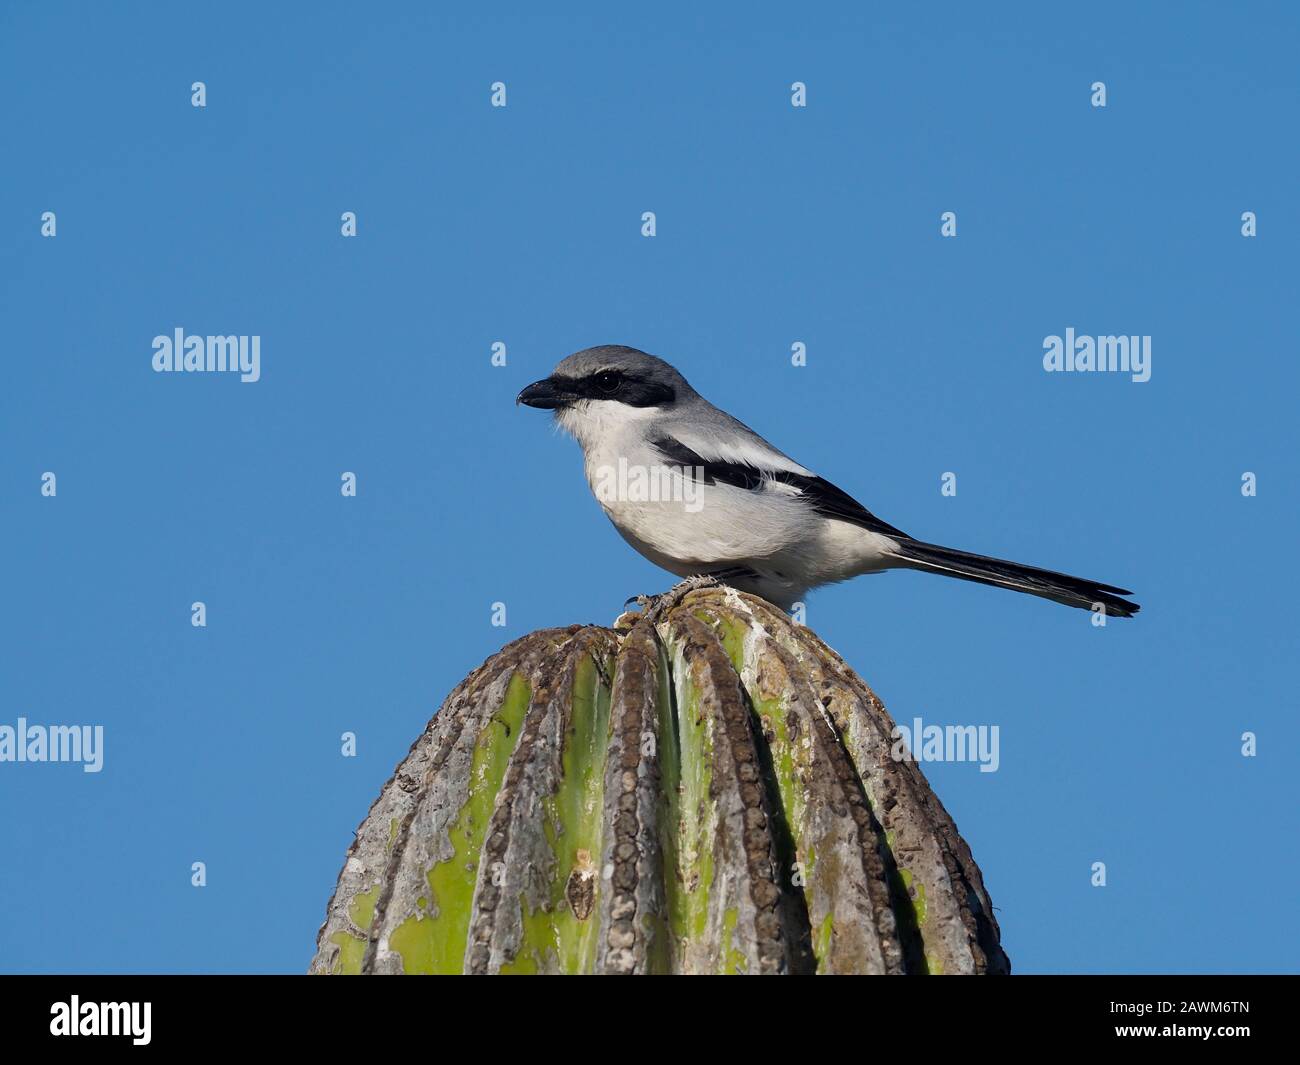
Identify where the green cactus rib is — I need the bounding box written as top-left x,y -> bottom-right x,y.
389,671 -> 532,974
662,611 -> 808,974
590,619 -> 676,974
644,635 -> 679,973
597,620 -> 681,974
707,612 -> 810,876
661,637 -> 716,955
501,652 -> 613,973
690,607 -> 832,970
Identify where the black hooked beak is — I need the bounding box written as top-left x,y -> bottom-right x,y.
516,376 -> 577,410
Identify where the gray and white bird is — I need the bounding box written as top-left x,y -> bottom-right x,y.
518,345 -> 1139,617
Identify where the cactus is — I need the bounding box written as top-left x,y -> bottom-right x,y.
311,585 -> 1009,975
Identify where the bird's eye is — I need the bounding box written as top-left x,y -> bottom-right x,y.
594,371 -> 622,394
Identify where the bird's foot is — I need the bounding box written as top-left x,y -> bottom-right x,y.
639,574 -> 724,625
619,575 -> 726,629
675,573 -> 725,595
613,592 -> 656,632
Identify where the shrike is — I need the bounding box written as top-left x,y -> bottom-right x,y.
518,345 -> 1139,617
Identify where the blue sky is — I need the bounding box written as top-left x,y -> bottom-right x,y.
1,2 -> 1296,974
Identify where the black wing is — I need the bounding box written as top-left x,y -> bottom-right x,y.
650,435 -> 910,540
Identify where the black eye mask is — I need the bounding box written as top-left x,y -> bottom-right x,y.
572,371 -> 676,408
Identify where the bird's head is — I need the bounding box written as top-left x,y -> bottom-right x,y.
517,345 -> 691,445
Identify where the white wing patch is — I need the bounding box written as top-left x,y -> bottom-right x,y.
664,422 -> 813,477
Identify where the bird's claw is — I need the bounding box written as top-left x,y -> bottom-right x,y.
638,575 -> 724,625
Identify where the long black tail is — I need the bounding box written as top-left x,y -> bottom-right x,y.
889,539 -> 1140,618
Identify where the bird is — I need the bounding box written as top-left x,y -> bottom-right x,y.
517,345 -> 1139,617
